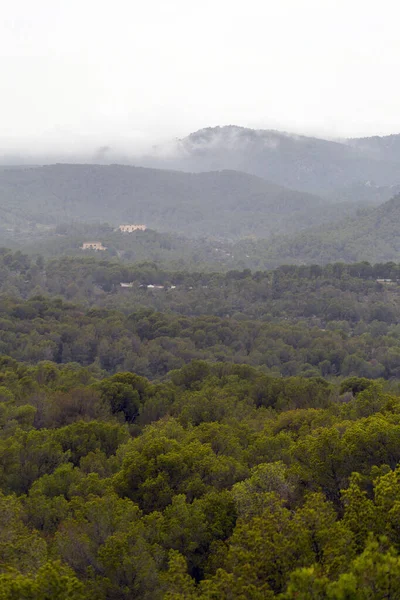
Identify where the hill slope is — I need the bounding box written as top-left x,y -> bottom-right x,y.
348,133 -> 400,163
143,126 -> 400,195
236,193 -> 400,266
0,163 -> 344,240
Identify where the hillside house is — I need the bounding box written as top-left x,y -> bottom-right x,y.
118,224 -> 147,232
81,242 -> 107,251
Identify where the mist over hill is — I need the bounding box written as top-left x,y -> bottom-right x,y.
141,126 -> 400,196
348,133 -> 400,163
2,125 -> 400,264
2,126 -> 400,202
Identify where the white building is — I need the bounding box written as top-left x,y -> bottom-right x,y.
81,242 -> 107,251
118,224 -> 147,233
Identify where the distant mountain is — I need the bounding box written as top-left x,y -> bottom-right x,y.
348,134 -> 400,163
236,192 -> 400,267
0,163 -> 357,240
2,126 -> 400,201
142,126 -> 400,196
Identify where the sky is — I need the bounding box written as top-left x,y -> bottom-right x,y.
1,0 -> 400,156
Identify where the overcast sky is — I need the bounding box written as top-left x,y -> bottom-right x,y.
1,0 -> 400,154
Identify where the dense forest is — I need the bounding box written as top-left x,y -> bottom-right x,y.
4,249 -> 400,597
4,0 -> 400,594
2,357 -> 400,597
4,250 -> 400,380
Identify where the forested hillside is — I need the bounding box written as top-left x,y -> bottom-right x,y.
4,0 -> 400,594
4,165 -> 400,269
4,128 -> 400,201
0,164 -> 335,239
143,126 -> 400,195
2,185 -> 400,599
349,133 -> 400,162
3,155 -> 400,271
2,210 -> 383,271
245,192 -> 400,266
5,226 -> 236,270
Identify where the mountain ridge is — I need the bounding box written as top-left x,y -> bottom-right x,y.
2,124 -> 400,199
141,125 -> 400,195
